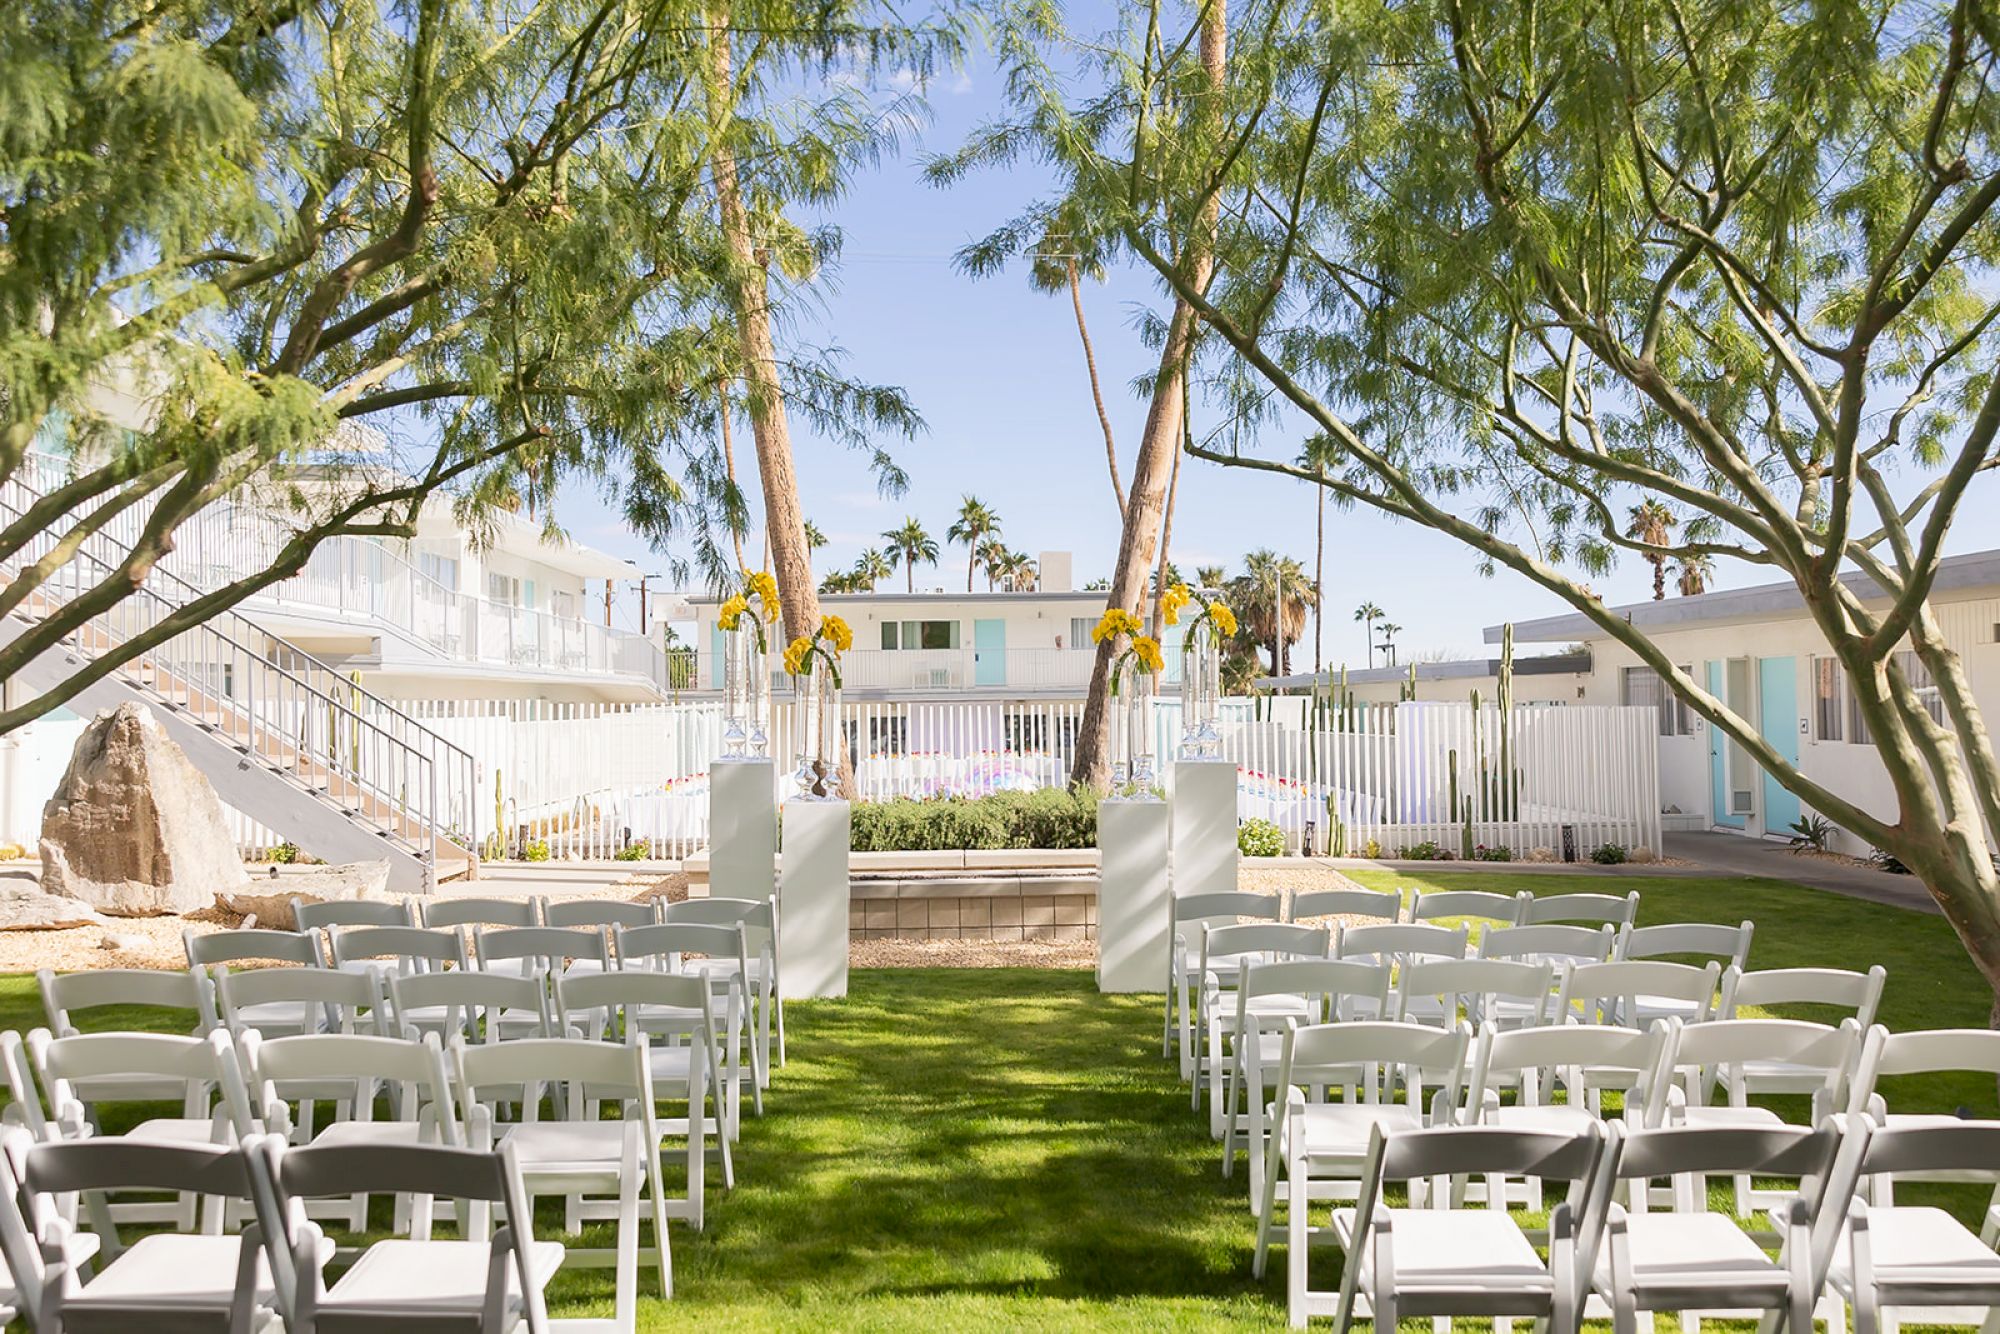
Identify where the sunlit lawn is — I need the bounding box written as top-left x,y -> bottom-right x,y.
2,869 -> 1991,1329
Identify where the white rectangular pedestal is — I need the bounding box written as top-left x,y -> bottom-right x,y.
779,799 -> 850,999
1097,800 -> 1171,993
709,759 -> 776,901
1172,758 -> 1239,898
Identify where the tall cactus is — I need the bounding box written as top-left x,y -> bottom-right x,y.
1498,622 -> 1519,819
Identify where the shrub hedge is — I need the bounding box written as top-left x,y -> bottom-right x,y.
841,789 -> 1099,851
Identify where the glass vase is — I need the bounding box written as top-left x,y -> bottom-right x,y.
1179,631 -> 1221,758
745,628 -> 770,759
1107,663 -> 1132,800
792,661 -> 843,800
720,623 -> 751,759
1127,671 -> 1159,797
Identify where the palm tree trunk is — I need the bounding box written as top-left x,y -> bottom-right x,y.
1069,258 -> 1125,523
1313,484 -> 1324,679
906,554 -> 914,593
1148,430 -> 1183,642
718,388 -> 746,570
1072,0 -> 1226,789
706,10 -> 818,643
1652,556 -> 1667,600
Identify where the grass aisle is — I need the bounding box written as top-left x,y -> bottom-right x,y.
0,870 -> 1993,1329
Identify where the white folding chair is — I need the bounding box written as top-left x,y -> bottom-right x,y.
1577,1120 -> 1845,1334
1328,1122 -> 1602,1332
1286,887 -> 1403,924
326,925 -> 467,981
1196,922 -> 1330,1133
1560,960 -> 1722,1028
1480,922 -> 1618,971
423,897 -> 544,931
1618,920 -> 1755,973
1394,957 -> 1556,1030
386,970 -> 555,1046
1165,891 -> 1282,1077
292,898 -> 416,933
615,921 -> 760,1127
185,928 -> 323,972
661,896 -> 784,1068
0,1127 -> 102,1328
38,967 -> 211,1065
1845,1026 -> 2000,1213
456,1038 -> 673,1325
1253,1021 -> 1470,1293
240,1030 -> 464,1233
251,1134 -> 560,1334
1722,965 -> 1887,1029
1659,1017 -> 1862,1215
1520,890 -> 1640,929
1409,888 -> 1529,926
1823,1118 -> 2000,1334
2,1136 -> 285,1333
543,901 -> 656,980
212,966 -> 383,1041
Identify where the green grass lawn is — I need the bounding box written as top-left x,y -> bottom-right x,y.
0,870 -> 1992,1329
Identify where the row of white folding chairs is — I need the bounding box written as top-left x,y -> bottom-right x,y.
0,987 -> 736,1330
1277,885 -> 1645,929
1301,1113 -> 2000,1333
1195,941 -> 1885,1138
0,1126 -> 564,1332
1165,888 -> 1747,1078
1233,1014 -> 2000,1326
1173,908 -> 1758,1085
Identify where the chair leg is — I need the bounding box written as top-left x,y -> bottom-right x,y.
647,1140 -> 673,1299
1287,1160 -> 1310,1326
615,1138 -> 640,1334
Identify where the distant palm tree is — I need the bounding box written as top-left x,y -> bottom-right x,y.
1000,550 -> 1038,591
975,537 -> 1010,590
1195,564 -> 1228,590
1675,552 -> 1714,596
853,547 -> 894,592
882,518 -> 938,593
802,519 -> 828,552
1235,550 -> 1317,677
819,570 -> 855,594
1354,601 -> 1384,668
1626,499 -> 1677,600
946,496 -> 1002,592
1376,622 -> 1404,666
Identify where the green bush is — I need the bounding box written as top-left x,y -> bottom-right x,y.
844,789 -> 1099,852
522,839 -> 552,862
1237,818 -> 1285,857
1472,844 -> 1515,862
1590,842 -> 1628,865
270,842 -> 299,865
614,839 -> 652,861
1399,840 -> 1452,860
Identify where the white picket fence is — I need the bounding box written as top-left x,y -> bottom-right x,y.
388,696 -> 1660,862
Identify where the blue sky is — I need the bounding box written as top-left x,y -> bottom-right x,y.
558,36 -> 2000,669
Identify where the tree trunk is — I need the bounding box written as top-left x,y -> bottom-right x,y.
1070,0 -> 1226,789
1069,258 -> 1125,523
1148,433 -> 1183,642
718,389 -> 747,570
1652,556 -> 1666,600
706,12 -> 817,643
1313,484 -> 1324,678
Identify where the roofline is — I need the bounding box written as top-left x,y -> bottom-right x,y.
686,589 -> 1107,606
1484,547 -> 2000,643
1258,650 -> 1593,691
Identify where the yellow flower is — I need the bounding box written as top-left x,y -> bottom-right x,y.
1162,584 -> 1191,626
822,614 -> 853,653
1209,602 -> 1238,638
783,635 -> 813,677
746,570 -> 779,606
1132,635 -> 1164,674
1091,608 -> 1142,644
718,594 -> 747,630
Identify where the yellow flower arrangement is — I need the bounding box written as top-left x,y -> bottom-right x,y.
1209,602 -> 1237,638
1161,583 -> 1191,627
1132,635 -> 1164,674
745,570 -> 779,607
717,593 -> 748,631
823,614 -> 853,653
1091,607 -> 1143,644
782,635 -> 813,677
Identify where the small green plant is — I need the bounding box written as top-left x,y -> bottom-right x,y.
270,842 -> 299,865
614,839 -> 652,862
522,839 -> 552,862
1868,846 -> 1912,874
1472,843 -> 1515,862
1787,814 -> 1835,853
1361,838 -> 1383,859
1399,840 -> 1452,861
1237,818 -> 1285,857
1590,842 -> 1629,865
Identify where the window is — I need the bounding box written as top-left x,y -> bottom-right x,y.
1069,617 -> 1095,649
1897,650 -> 1946,725
1620,666 -> 1692,736
487,572 -> 520,605
417,550 -> 459,593
1813,658 -> 1843,741
868,715 -> 908,756
1847,675 -> 1874,746
882,620 -> 959,651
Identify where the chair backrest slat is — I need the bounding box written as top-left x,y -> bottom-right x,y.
184,928 -> 321,970
421,896 -> 542,929
1287,887 -> 1403,923
1410,889 -> 1529,925
293,898 -> 415,931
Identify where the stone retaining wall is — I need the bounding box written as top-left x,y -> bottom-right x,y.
848,877 -> 1097,942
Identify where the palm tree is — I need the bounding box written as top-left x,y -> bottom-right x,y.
1235,550 -> 1317,677
1626,499 -> 1677,600
1376,622 -> 1404,666
802,519 -> 828,552
1195,564 -> 1228,590
882,518 -> 938,593
1354,601 -> 1384,668
1675,552 -> 1714,597
946,496 -> 1002,592
975,537 -> 1010,590
1000,550 -> 1038,592
852,547 -> 894,593
819,569 -> 854,594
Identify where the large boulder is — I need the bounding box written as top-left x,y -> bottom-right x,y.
39,702 -> 249,916
216,860 -> 391,930
0,880 -> 108,931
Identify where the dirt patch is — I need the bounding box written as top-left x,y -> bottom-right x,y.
850,936 -> 1096,969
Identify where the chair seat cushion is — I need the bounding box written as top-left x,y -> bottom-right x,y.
1828,1207 -> 2000,1291
122,1117 -> 229,1146
311,1120 -> 429,1151
1485,1103 -> 1599,1135
72,1232 -> 280,1308
1332,1207 -> 1554,1287
1675,1105 -> 1787,1130
1595,1214 -> 1787,1292
500,1121 -> 634,1170
1284,1103 -> 1421,1159
321,1237 -> 564,1325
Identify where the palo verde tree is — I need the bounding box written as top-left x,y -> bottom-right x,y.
1008,0 -> 2000,1008
0,0 -> 924,730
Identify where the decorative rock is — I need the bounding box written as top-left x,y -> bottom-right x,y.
1628,845 -> 1657,864
98,931 -> 148,952
0,883 -> 110,932
1525,847 -> 1558,864
215,860 -> 391,930
39,703 -> 248,916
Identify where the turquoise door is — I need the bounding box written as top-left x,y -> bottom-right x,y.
710,624 -> 726,688
973,619 -> 1006,686
1758,657 -> 1802,836
1707,661 -> 1744,829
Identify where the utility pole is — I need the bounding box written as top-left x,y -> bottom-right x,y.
604,580 -> 613,628
637,575 -> 656,634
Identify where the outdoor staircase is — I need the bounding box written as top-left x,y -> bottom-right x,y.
0,471 -> 478,892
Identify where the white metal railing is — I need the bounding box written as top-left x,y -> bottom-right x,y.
0,473 -> 478,882
396,695 -> 1660,861
13,451 -> 672,692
